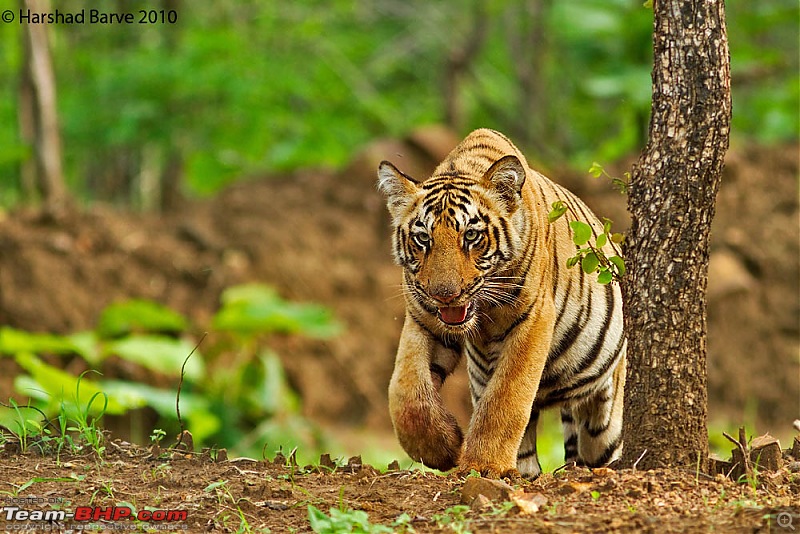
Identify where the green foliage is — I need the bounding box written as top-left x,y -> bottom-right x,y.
549,202 -> 626,285
589,162 -> 629,194
213,284 -> 342,339
0,0 -> 794,205
0,283 -> 341,461
308,505 -> 394,534
97,300 -> 188,338
432,505 -> 472,534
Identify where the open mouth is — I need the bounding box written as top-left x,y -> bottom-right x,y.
438,302 -> 472,325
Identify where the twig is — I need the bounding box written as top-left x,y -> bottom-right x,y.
722,428 -> 752,481
633,449 -> 648,471
174,332 -> 207,450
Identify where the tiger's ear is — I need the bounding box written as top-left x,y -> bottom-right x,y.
482,155 -> 526,211
377,161 -> 420,219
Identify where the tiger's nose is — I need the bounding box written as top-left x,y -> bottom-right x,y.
430,285 -> 461,304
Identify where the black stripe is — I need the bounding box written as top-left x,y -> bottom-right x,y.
466,344 -> 492,377
548,266 -> 588,354
585,419 -> 610,438
591,436 -> 622,467
467,365 -> 487,388
491,301 -> 535,343
561,284 -> 615,382
545,337 -> 622,403
564,434 -> 578,461
517,447 -> 537,460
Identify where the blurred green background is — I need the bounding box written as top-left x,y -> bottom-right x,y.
0,0 -> 796,207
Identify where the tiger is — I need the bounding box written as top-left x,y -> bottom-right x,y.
377,128 -> 626,479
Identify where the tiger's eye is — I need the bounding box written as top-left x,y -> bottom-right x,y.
464,229 -> 479,242
415,232 -> 430,244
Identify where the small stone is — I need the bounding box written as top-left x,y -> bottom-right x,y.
387,460 -> 401,472
319,453 -> 336,469
591,467 -> 615,477
470,494 -> 493,512
460,477 -> 514,505
510,490 -> 548,515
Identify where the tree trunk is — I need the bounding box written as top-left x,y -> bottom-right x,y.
620,0 -> 731,470
21,0 -> 71,215
443,0 -> 488,131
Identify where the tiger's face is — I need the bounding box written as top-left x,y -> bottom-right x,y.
378,155 -> 529,332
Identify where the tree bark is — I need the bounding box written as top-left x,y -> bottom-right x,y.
620,0 -> 731,470
21,0 -> 71,215
443,0 -> 488,131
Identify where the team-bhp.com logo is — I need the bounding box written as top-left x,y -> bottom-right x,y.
2,504 -> 188,527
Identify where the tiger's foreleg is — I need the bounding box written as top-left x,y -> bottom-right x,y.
388,314 -> 464,471
459,309 -> 555,478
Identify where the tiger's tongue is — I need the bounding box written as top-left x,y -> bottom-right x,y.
439,304 -> 468,325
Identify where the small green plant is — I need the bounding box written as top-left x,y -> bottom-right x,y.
66,371 -> 108,457
590,490 -> 601,501
307,505 -> 393,534
5,399 -> 35,453
432,505 -> 472,534
0,475 -> 84,498
90,480 -> 115,504
391,513 -> 416,533
482,500 -> 515,517
150,428 -> 167,445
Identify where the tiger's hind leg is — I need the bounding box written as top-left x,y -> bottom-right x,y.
572,363 -> 625,467
516,409 -> 542,478
560,407 -> 579,465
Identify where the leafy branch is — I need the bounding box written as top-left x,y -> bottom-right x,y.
548,201 -> 626,285
589,162 -> 630,194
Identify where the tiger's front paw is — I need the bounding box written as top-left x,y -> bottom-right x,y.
393,403 -> 463,471
457,460 -> 519,480
458,447 -> 519,480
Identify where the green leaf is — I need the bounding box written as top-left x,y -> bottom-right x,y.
308,505 -> 334,533
602,218 -> 613,235
213,284 -> 341,339
596,233 -> 608,248
598,270 -> 613,285
569,221 -> 593,246
611,233 -> 625,244
589,162 -> 604,178
548,201 -> 567,223
566,255 -> 580,269
103,335 -> 204,380
0,328 -> 78,356
204,480 -> 229,493
609,255 -> 626,276
581,252 -> 600,274
97,300 -> 188,339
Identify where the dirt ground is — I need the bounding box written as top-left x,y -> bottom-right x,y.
0,129 -> 797,531
0,438 -> 797,533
